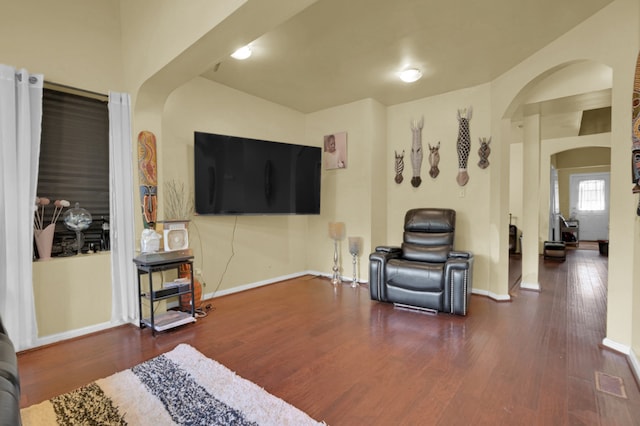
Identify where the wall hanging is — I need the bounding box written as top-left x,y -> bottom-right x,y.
137,130 -> 158,229
323,131 -> 347,169
477,137 -> 491,169
632,50 -> 640,215
456,107 -> 473,186
428,142 -> 440,178
410,117 -> 424,187
394,150 -> 405,184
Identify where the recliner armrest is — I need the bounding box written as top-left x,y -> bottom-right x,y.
444,254 -> 473,315
449,251 -> 471,259
369,248 -> 402,302
375,246 -> 401,254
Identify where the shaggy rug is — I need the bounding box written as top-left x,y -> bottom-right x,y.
21,344 -> 324,425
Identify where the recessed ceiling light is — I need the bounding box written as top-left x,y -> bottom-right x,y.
231,45 -> 252,60
398,68 -> 422,83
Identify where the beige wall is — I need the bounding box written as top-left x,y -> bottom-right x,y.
305,98 -> 387,281
118,0 -> 247,92
0,0 -> 124,93
33,254 -> 111,339
161,77 -> 309,292
386,84 -> 493,293
509,144 -> 524,232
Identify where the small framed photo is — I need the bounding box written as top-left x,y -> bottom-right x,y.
323,131 -> 347,170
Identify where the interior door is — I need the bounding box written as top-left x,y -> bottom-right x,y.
569,172 -> 610,241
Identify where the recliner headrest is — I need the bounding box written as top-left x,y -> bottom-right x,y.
404,208 -> 455,233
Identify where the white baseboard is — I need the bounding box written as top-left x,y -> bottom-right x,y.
28,320 -> 125,351
602,338 -> 640,383
203,270 -> 369,300
629,348 -> 640,383
602,337 -> 630,355
471,288 -> 511,301
520,281 -> 541,291
203,270 -> 317,300
309,270 -> 368,284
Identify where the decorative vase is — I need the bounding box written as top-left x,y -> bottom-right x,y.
34,223 -> 55,260
180,278 -> 203,311
178,263 -> 202,310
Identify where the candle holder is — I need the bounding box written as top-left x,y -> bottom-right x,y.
328,222 -> 346,285
348,237 -> 363,288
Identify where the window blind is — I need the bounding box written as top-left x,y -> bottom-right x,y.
36,88 -> 110,252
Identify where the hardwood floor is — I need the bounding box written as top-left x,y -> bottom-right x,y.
18,249 -> 640,425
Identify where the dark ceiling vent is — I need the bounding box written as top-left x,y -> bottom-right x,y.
579,106 -> 611,136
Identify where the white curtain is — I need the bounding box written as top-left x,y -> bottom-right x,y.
0,65 -> 43,350
108,92 -> 138,324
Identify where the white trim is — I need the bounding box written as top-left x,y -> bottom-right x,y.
27,320 -> 126,351
520,281 -> 541,291
204,271 -> 316,299
601,338 -> 640,383
629,348 -> 640,383
601,337 -> 630,355
204,270 -> 370,300
472,288 -> 511,301
312,270 -> 368,284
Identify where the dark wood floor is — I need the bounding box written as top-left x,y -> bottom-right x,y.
18,248 -> 640,425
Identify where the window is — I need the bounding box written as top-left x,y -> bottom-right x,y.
36,87 -> 110,257
577,179 -> 605,211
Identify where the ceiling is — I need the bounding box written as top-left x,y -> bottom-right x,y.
201,0 -> 614,114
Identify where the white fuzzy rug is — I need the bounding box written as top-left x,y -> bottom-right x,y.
21,344 -> 324,425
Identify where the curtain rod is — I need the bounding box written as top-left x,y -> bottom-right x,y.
44,80 -> 108,101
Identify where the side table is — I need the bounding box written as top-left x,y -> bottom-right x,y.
133,249 -> 196,335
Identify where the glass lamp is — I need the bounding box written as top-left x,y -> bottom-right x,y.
328,222 -> 346,285
348,237 -> 363,288
62,203 -> 92,255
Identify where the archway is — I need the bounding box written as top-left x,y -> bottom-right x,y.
504,60 -> 612,290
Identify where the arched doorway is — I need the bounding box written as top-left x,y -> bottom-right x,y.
504,60 -> 612,289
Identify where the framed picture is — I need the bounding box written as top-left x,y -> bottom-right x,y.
323,131 -> 347,170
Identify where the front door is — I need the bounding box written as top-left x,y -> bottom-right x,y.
569,172 -> 610,241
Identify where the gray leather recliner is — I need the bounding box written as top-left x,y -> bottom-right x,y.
0,315 -> 20,426
369,208 -> 473,315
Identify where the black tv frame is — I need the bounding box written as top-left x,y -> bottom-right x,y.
194,131 -> 322,216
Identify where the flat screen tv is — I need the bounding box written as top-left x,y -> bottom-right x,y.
194,131 -> 322,215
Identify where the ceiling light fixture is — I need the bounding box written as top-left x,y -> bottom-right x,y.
398,68 -> 422,83
231,45 -> 252,60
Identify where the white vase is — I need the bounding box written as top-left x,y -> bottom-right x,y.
34,223 -> 55,260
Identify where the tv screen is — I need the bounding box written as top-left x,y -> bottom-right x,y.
194,132 -> 322,215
